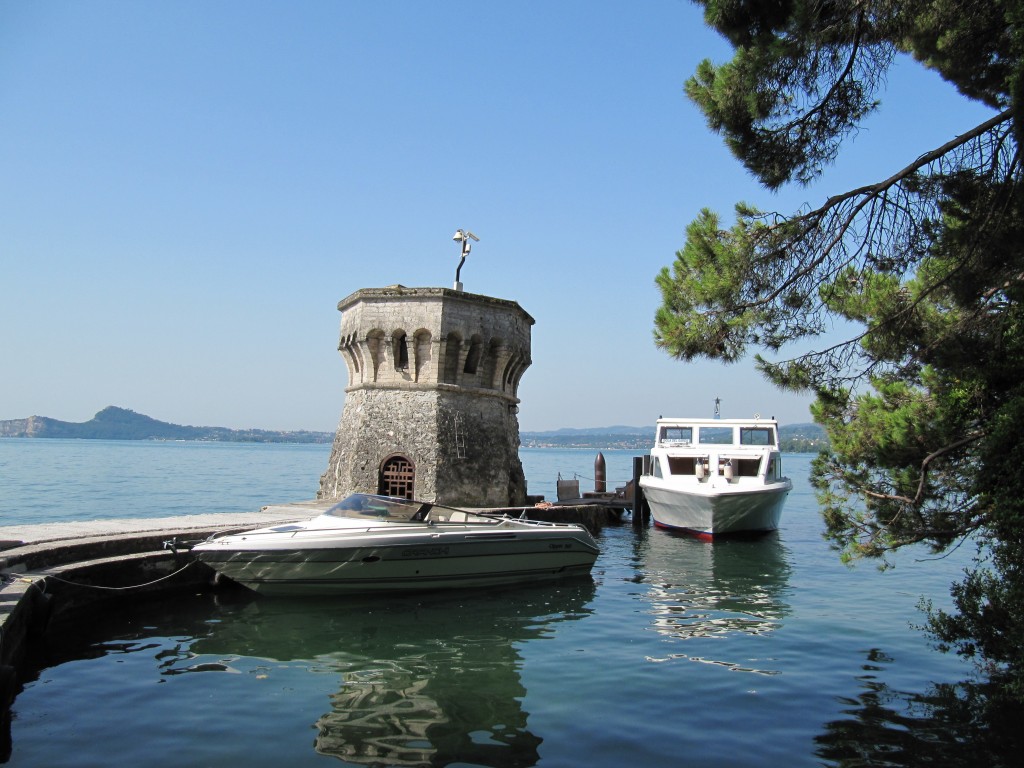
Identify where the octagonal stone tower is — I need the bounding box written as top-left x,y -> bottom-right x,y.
317,285 -> 534,507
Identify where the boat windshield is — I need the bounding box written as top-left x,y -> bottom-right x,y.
323,494 -> 429,522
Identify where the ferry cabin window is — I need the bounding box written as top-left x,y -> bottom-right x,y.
667,456 -> 698,475
698,426 -> 734,445
660,426 -> 692,443
734,458 -> 761,477
740,427 -> 775,446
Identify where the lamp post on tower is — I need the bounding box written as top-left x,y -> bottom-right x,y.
451,229 -> 479,291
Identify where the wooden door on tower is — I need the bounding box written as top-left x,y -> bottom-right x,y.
378,455 -> 415,499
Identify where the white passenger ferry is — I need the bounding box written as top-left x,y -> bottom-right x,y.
639,416 -> 792,538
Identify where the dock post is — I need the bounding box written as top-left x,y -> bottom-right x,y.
594,452 -> 606,493
632,456 -> 646,528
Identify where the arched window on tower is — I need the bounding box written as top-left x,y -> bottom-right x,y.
367,329 -> 386,381
482,337 -> 502,389
464,335 -> 483,376
443,332 -> 461,384
392,330 -> 409,372
413,329 -> 432,381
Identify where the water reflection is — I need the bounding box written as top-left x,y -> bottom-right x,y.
40,580 -> 593,768
815,650 -> 1024,767
632,529 -> 792,670
191,584 -> 595,766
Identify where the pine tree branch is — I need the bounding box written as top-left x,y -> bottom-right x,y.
722,108 -> 1015,317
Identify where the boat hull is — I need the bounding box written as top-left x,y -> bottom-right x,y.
194,527 -> 598,596
640,478 -> 791,537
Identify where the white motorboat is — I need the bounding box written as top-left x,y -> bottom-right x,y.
638,417 -> 792,538
191,493 -> 600,596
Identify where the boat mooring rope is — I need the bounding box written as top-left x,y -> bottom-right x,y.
7,558 -> 200,593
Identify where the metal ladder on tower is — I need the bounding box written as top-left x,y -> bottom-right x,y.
454,412 -> 467,459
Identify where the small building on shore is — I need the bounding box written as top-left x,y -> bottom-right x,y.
317,285 -> 534,507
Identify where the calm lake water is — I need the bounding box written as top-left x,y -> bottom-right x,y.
0,440 -> 1003,766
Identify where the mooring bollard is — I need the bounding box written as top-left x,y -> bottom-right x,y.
594,452 -> 606,493
632,455 -> 647,528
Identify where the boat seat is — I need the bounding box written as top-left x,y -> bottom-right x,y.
447,511 -> 469,522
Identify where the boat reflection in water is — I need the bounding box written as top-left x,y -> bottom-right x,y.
634,529 -> 792,672
190,580 -> 595,766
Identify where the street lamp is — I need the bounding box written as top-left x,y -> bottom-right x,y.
451,229 -> 479,291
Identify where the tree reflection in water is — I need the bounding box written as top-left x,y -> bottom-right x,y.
815,650 -> 1024,768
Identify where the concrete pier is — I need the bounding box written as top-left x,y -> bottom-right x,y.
0,500 -> 337,550
0,507 -> 314,676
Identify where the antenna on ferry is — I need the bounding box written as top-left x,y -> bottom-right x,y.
713,397 -> 721,419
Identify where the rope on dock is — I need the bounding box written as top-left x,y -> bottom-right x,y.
11,559 -> 200,593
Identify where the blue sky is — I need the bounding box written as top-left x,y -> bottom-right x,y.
0,1 -> 998,431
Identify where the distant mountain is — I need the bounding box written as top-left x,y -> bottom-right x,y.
0,406 -> 334,444
523,425 -> 652,437
779,423 -> 829,452
1,407 -> 829,451
520,425 -> 652,449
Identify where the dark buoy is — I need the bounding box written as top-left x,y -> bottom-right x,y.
594,452 -> 606,493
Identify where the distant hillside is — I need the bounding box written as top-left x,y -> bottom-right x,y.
0,406 -> 334,444
525,425 -> 653,437
521,422 -> 828,452
521,427 -> 654,449
1,407 -> 829,451
779,423 -> 829,452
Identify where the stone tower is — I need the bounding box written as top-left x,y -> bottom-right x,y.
318,285 -> 534,507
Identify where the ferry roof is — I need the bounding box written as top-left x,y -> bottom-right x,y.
654,417 -> 779,426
